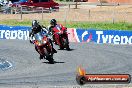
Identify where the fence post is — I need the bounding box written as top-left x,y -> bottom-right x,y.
11,7 -> 13,14
112,11 -> 115,24
20,6 -> 22,20
68,4 -> 70,9
112,3 -> 116,24
64,5 -> 69,26
75,2 -> 78,9
42,7 -> 43,20
98,0 -> 102,7
88,9 -> 91,19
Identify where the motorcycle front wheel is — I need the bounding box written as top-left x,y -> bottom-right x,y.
43,48 -> 54,64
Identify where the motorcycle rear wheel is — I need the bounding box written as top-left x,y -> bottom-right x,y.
63,38 -> 70,50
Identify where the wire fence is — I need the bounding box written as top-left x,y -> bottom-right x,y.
0,3 -> 132,24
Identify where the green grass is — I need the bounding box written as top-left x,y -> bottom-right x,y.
66,22 -> 132,30
0,20 -> 31,26
0,20 -> 132,30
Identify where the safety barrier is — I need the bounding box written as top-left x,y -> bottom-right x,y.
69,28 -> 132,44
0,25 -> 30,40
0,25 -> 132,44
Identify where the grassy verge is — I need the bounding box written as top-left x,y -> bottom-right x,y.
0,20 -> 132,30
66,22 -> 132,30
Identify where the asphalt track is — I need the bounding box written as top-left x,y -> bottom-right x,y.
0,39 -> 132,88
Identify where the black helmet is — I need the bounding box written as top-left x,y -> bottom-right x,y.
50,19 -> 57,26
32,20 -> 39,29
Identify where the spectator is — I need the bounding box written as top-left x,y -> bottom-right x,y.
4,0 -> 12,14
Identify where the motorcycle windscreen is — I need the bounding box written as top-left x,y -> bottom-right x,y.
34,33 -> 43,41
55,24 -> 62,30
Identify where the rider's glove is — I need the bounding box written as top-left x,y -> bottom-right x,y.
29,36 -> 34,44
30,40 -> 33,44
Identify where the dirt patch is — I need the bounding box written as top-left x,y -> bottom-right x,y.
0,5 -> 132,23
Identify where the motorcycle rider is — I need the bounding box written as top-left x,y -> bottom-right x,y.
48,19 -> 66,35
48,19 -> 70,50
29,20 -> 57,60
47,19 -> 57,35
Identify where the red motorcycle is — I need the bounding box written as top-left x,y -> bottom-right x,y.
53,24 -> 70,50
33,32 -> 54,63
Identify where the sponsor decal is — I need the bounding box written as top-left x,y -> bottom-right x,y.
96,31 -> 132,44
0,25 -> 30,40
0,58 -> 13,71
75,29 -> 132,44
0,30 -> 29,40
76,67 -> 131,85
74,29 -> 93,43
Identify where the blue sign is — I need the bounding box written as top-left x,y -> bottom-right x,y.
75,29 -> 132,44
0,25 -> 31,40
0,25 -> 132,44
